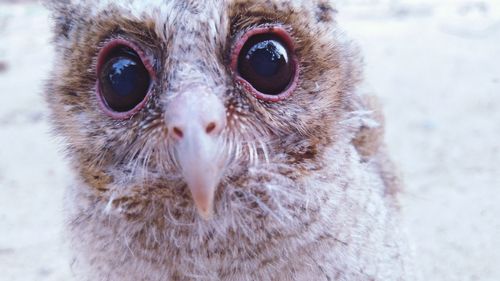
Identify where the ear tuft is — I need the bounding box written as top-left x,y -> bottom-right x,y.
315,0 -> 337,23
43,0 -> 76,39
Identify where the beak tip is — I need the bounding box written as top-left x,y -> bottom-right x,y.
197,206 -> 214,220
188,181 -> 217,221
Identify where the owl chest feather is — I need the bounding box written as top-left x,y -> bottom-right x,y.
66,145 -> 408,281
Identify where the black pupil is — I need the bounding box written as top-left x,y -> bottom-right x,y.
238,34 -> 294,95
99,47 -> 150,112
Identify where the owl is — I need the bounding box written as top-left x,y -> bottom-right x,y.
45,0 -> 413,280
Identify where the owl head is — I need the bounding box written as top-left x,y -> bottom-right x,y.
45,0 -> 362,221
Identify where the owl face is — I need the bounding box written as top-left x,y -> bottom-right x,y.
46,0 -> 360,220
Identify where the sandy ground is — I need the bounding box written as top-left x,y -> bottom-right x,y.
0,1 -> 499,280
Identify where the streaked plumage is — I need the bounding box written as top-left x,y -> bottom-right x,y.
45,0 -> 413,280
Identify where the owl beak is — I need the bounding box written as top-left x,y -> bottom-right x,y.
165,90 -> 226,220
176,127 -> 223,219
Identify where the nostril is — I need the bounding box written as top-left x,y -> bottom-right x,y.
173,127 -> 184,138
205,122 -> 217,134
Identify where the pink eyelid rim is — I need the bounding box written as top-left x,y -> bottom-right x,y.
95,39 -> 156,120
230,26 -> 300,102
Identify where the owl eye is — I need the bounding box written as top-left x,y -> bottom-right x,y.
97,40 -> 153,118
232,27 -> 299,102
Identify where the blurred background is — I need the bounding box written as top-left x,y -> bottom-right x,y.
0,0 -> 499,280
